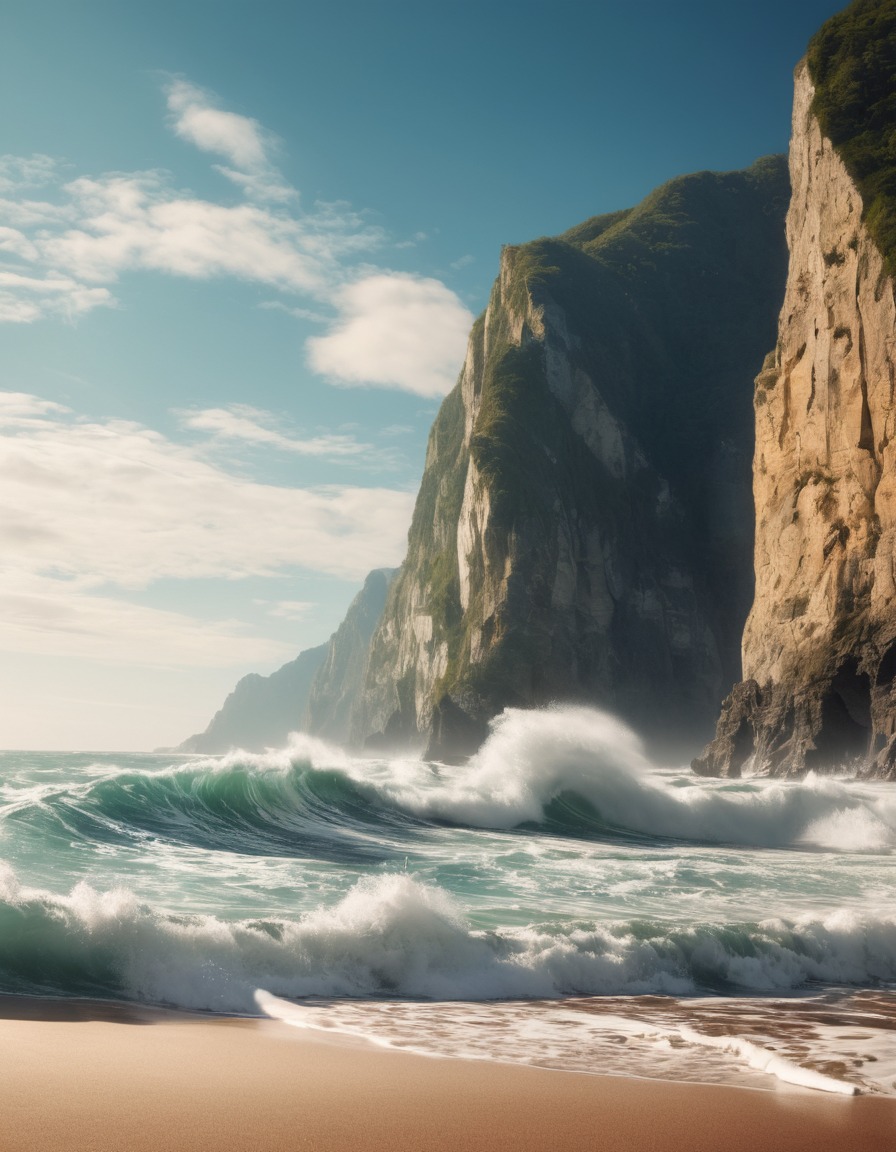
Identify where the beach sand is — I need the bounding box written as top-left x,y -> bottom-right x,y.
0,1000 -> 893,1152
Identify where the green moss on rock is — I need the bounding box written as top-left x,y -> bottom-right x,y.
808,0 -> 896,276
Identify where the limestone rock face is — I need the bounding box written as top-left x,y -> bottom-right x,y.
176,644 -> 327,754
354,159 -> 789,761
305,568 -> 396,744
694,62 -> 896,779
176,568 -> 395,754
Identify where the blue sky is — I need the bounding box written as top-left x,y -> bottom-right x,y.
0,0 -> 844,748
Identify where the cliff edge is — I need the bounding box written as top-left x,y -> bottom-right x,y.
695,8 -> 896,779
354,159 -> 789,760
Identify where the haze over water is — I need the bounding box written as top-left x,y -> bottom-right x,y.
2,706 -> 895,1095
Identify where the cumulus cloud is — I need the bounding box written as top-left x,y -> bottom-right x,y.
0,82 -> 472,396
307,272 -> 473,396
0,391 -> 414,665
0,167 -> 384,321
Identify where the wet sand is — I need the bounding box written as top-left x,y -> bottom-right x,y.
0,1001 -> 893,1152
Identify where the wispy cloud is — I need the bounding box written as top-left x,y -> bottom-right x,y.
178,403 -> 377,458
258,300 -> 329,323
254,599 -> 316,622
40,172 -> 358,293
0,576 -> 294,667
0,391 -> 414,666
0,392 -> 70,424
165,78 -> 294,203
394,230 -> 429,250
0,268 -> 112,323
0,154 -> 58,194
0,81 -> 473,397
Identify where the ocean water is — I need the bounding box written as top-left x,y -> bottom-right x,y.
2,705 -> 895,1095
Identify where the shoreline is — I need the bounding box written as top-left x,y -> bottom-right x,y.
0,997 -> 893,1152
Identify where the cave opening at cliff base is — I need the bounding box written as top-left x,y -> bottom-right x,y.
804,657 -> 872,770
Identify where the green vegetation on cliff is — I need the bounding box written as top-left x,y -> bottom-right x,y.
473,156 -> 790,548
357,155 -> 790,757
413,382 -> 468,636
808,0 -> 896,274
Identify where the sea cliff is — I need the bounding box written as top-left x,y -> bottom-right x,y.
354,161 -> 789,760
177,569 -> 394,754
696,9 -> 896,779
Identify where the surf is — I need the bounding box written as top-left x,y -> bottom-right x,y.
6,707 -> 896,857
0,865 -> 895,1011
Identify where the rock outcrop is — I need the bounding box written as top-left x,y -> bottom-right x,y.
176,643 -> 327,754
353,159 -> 790,761
305,568 -> 396,744
177,568 -> 395,754
694,50 -> 896,779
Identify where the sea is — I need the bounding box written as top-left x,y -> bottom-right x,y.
2,705 -> 895,1096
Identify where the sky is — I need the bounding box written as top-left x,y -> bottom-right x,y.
0,0 -> 845,749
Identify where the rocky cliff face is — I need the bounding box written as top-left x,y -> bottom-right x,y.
694,58 -> 896,779
305,568 -> 396,744
177,643 -> 327,754
354,159 -> 790,760
177,568 -> 394,754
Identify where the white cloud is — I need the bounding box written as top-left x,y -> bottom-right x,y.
0,168 -> 384,323
0,227 -> 38,261
0,194 -> 72,228
42,174 -> 334,293
0,391 -> 414,666
0,268 -> 113,324
0,81 -> 474,398
255,599 -> 315,622
165,79 -> 294,203
306,272 -> 473,397
394,231 -> 429,250
178,404 -> 374,458
167,79 -> 269,170
0,392 -> 70,424
0,576 -> 294,667
258,299 -> 328,323
0,154 -> 58,193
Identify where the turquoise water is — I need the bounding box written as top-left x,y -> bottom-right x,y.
2,706 -> 895,1092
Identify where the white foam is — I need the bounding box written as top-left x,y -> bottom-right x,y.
674,1025 -> 857,1094
73,705 -> 896,855
255,992 -> 870,1095
3,863 -> 896,1010
350,705 -> 896,852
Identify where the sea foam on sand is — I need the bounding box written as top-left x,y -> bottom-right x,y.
255,989 -> 896,1097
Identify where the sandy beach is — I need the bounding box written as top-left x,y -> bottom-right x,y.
0,1000 -> 893,1152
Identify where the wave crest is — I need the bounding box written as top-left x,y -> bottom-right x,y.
375,706 -> 896,852
7,707 -> 896,855
0,864 -> 895,1011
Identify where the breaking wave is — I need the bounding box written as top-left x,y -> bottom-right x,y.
1,865 -> 894,1012
386,707 -> 896,852
9,706 -> 896,856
